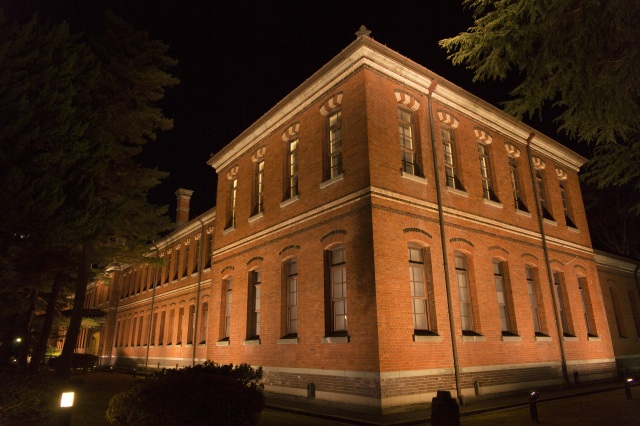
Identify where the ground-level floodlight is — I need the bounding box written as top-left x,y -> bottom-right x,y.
57,391 -> 74,426
625,378 -> 634,400
529,391 -> 540,423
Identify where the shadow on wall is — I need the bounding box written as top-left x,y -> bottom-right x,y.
113,354 -> 139,369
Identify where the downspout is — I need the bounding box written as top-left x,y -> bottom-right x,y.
144,244 -> 160,371
192,220 -> 206,366
525,133 -> 569,385
427,80 -> 463,404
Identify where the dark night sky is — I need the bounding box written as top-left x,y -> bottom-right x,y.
3,0 -> 583,220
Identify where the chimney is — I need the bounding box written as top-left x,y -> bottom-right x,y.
175,189 -> 193,226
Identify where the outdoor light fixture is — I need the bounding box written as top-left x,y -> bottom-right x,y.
58,391 -> 74,426
529,391 -> 540,423
60,392 -> 74,408
15,337 -> 22,343
625,378 -> 634,400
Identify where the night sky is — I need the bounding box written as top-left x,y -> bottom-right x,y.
3,1 -> 582,220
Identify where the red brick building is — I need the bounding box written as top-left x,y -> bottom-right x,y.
83,28 -> 639,411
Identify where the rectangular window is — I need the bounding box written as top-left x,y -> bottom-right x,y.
193,239 -> 200,273
224,278 -> 233,339
610,288 -> 626,338
330,246 -> 347,333
158,311 -> 166,345
114,321 -> 120,347
553,272 -> 573,336
137,314 -> 144,346
559,181 -> 577,227
130,317 -> 137,346
478,143 -> 498,201
535,170 -> 554,220
253,160 -> 265,216
328,111 -> 343,179
526,266 -> 542,334
286,139 -> 299,199
287,259 -> 298,335
163,257 -> 170,284
409,245 -> 433,332
205,233 -> 212,269
578,277 -> 596,336
167,309 -> 175,345
629,290 -> 640,338
183,244 -> 189,277
455,253 -> 474,332
509,157 -> 527,211
150,312 -> 158,346
173,250 -> 179,281
199,302 -> 208,344
248,271 -> 261,338
493,260 -> 511,333
226,178 -> 237,229
442,128 -> 462,190
176,307 -> 184,345
398,107 -> 417,175
187,304 -> 196,344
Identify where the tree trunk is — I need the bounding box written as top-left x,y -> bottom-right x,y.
30,272 -> 64,372
58,243 -> 92,378
17,288 -> 38,371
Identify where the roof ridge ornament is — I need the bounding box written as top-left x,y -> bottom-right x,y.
356,25 -> 371,38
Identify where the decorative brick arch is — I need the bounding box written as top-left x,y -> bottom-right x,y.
531,156 -> 546,170
281,121 -> 300,142
247,256 -> 264,266
220,265 -> 235,275
504,142 -> 521,158
279,244 -> 301,257
251,146 -> 266,162
321,229 -> 347,249
403,228 -> 432,239
474,128 -> 493,145
226,165 -> 239,180
555,167 -> 568,181
319,91 -> 343,116
521,253 -> 539,266
436,110 -> 459,129
488,246 -> 509,260
394,89 -> 420,111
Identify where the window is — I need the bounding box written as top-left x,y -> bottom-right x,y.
183,244 -> 189,277
508,157 -> 528,212
399,107 -> 418,175
167,309 -> 175,345
252,160 -> 265,216
442,127 -> 463,190
150,312 -> 158,345
478,143 -> 498,201
409,245 -> 435,333
535,170 -> 554,220
163,257 -> 170,284
553,272 -> 573,336
137,314 -> 144,346
577,277 -> 596,336
130,317 -> 137,346
559,181 -> 577,227
628,290 -> 640,338
226,178 -> 237,229
193,239 -> 200,273
286,259 -> 299,335
205,233 -> 212,269
326,246 -> 347,334
187,304 -> 196,344
455,252 -> 474,332
173,250 -> 179,281
248,271 -> 261,338
610,288 -> 626,338
327,110 -> 343,179
158,311 -> 166,345
176,307 -> 184,345
199,302 -> 208,344
224,278 -> 233,339
526,266 -> 542,334
285,139 -> 299,199
493,260 -> 512,333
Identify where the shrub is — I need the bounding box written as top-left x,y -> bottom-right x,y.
0,371 -> 64,423
105,361 -> 264,426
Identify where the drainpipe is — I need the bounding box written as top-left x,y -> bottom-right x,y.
192,220 -> 206,366
525,133 -> 569,385
144,244 -> 160,371
427,80 -> 463,403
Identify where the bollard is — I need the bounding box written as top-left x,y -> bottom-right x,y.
625,378 -> 634,399
573,370 -> 579,385
431,390 -> 460,426
307,383 -> 316,398
529,391 -> 540,423
57,391 -> 74,426
132,368 -> 136,378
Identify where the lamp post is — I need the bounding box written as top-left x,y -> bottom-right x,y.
625,378 -> 634,400
529,391 -> 540,423
57,391 -> 74,426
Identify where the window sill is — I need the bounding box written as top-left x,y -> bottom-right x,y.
223,226 -> 235,235
277,337 -> 299,345
568,226 -> 579,233
535,335 -> 552,342
319,173 -> 344,189
543,218 -> 558,226
280,195 -> 299,208
198,342 -> 206,347
501,335 -> 522,342
446,186 -> 468,197
516,209 -> 532,218
322,335 -> 349,344
248,212 -> 264,223
413,334 -> 442,343
483,198 -> 503,209
243,338 -> 261,346
401,171 -> 427,184
216,339 -> 230,347
619,336 -> 629,341
462,334 -> 485,342
588,336 -> 600,342
563,335 -> 578,342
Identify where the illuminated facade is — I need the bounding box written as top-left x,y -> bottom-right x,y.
82,29 -> 639,411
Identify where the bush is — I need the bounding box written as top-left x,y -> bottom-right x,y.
48,353 -> 98,371
105,361 -> 264,426
0,371 -> 64,423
